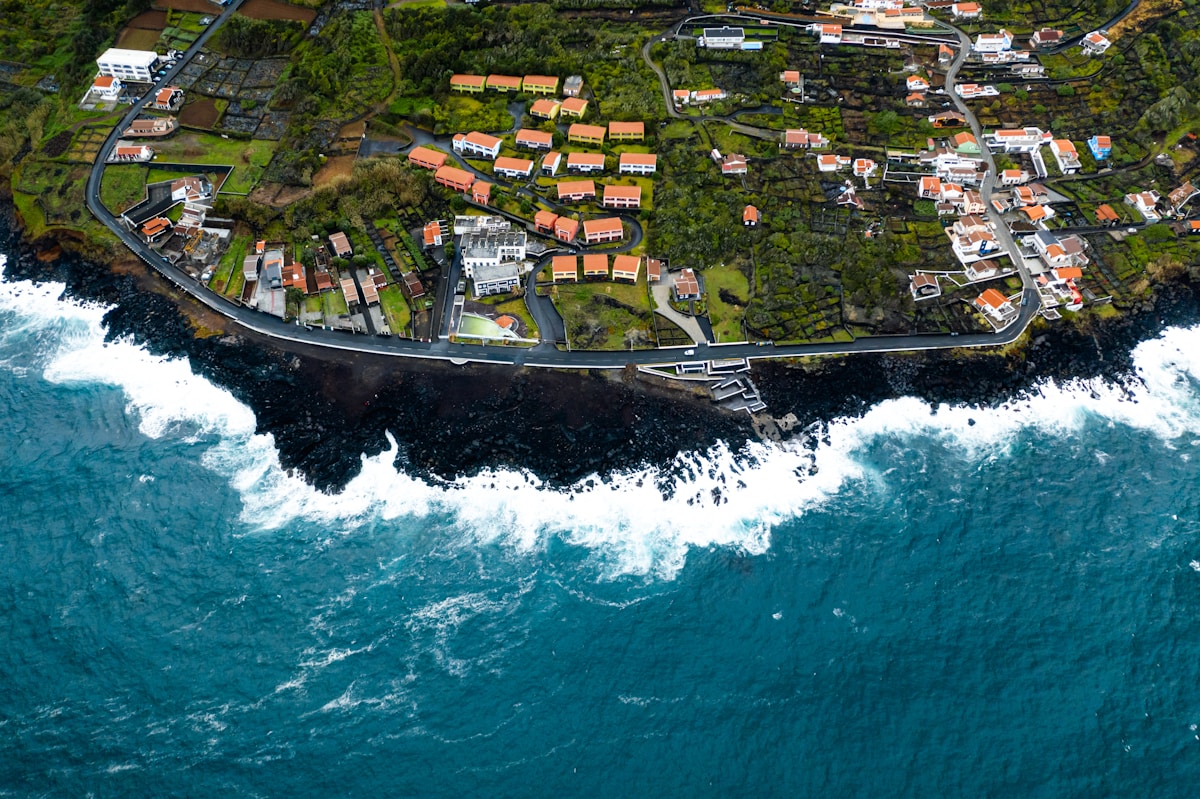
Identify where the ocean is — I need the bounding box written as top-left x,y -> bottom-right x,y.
4,248 -> 1200,797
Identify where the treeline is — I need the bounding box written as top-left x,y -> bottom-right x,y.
216,16 -> 305,59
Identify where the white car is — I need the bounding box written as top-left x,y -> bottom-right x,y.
684,349 -> 695,355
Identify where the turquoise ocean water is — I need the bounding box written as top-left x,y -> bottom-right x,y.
4,252 -> 1200,796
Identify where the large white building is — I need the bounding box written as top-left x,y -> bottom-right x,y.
96,48 -> 160,82
460,230 -> 527,278
699,27 -> 745,49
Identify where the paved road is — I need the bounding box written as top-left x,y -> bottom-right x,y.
83,1 -> 1049,370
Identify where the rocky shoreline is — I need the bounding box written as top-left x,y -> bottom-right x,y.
5,202 -> 1199,491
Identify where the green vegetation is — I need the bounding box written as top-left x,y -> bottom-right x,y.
100,166 -> 149,214
216,16 -> 305,58
552,278 -> 654,350
378,285 -> 412,334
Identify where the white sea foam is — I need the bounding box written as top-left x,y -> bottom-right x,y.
7,252 -> 1200,579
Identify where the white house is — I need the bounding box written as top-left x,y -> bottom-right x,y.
951,2 -> 982,19
973,30 -> 1013,53
700,27 -> 745,49
1082,31 -> 1111,55
906,75 -> 930,92
956,83 -> 999,99
817,153 -> 851,172
1124,190 -> 1161,221
96,48 -> 160,82
90,75 -> 123,100
471,262 -> 522,297
985,127 -> 1050,153
1049,139 -> 1081,174
974,288 -> 1018,325
814,23 -> 843,44
452,131 -> 503,160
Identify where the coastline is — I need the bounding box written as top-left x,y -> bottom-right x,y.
6,199 -> 1200,491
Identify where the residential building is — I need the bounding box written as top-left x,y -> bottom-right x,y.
1030,230 -> 1073,268
423,220 -> 447,247
1050,139 -> 1080,174
918,175 -> 942,199
938,43 -> 955,63
261,249 -> 284,290
781,70 -> 802,87
453,216 -> 513,236
141,216 -> 172,243
96,48 -> 159,82
608,121 -> 644,142
721,153 -> 748,176
408,146 -> 448,170
985,127 -> 1050,153
555,216 -> 580,243
853,158 -> 878,180
815,24 -> 842,44
472,181 -> 492,205
1094,204 -> 1120,226
1019,204 -> 1053,223
952,132 -> 980,154
1087,135 -> 1112,160
472,262 -> 522,297
674,268 -> 701,301
340,276 -> 360,309
782,129 -> 827,149
1011,63 -> 1046,77
282,262 -> 307,292
450,74 -> 486,93
974,288 -> 1017,325
529,99 -> 561,120
486,74 -> 523,92
523,75 -> 559,95
435,165 -> 475,192
929,110 -> 967,128
1000,168 -> 1025,186
1030,28 -> 1063,47
910,273 -> 941,300
673,89 -> 691,105
700,26 -> 745,49
1169,181 -> 1199,213
960,190 -> 984,214
493,156 -> 534,179
515,129 -> 554,150
560,97 -> 589,118
744,205 -> 760,226
619,153 -> 657,175
906,93 -> 927,107
583,253 -> 609,280
152,86 -> 183,110
1082,31 -> 1111,55
906,75 -> 929,92
542,151 -> 562,176
242,252 -> 260,282
647,258 -> 663,283
692,88 -> 727,104
452,131 -> 503,160
534,210 -> 559,234
170,176 -> 212,203
973,30 -> 1013,53
91,75 -> 123,100
124,117 -> 177,137
402,272 -> 425,299
951,2 -> 982,18
109,144 -> 154,162
948,215 -> 1000,262
817,153 -> 851,172
557,180 -> 596,202
582,217 -> 624,244
566,152 -> 605,174
563,75 -> 584,97
1124,190 -> 1161,220
956,83 -> 999,98
966,259 -> 1000,282
612,255 -> 641,283
460,230 -> 527,278
328,231 -> 352,259
568,123 -> 606,145
551,255 -> 578,282
602,184 -> 642,210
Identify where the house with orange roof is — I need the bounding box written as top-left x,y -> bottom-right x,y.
423,220 -> 447,247
782,128 -> 827,149
535,210 -> 560,234
555,216 -> 580,243
282,262 -> 308,292
1094,204 -> 1120,226
408,146 -> 448,171
551,255 -> 579,282
743,205 -> 760,226
906,92 -> 926,107
814,23 -> 842,44
919,175 -> 942,199
647,258 -> 663,283
108,144 -> 154,162
328,231 -> 352,258
560,97 -> 589,118
1087,135 -> 1112,160
951,2 -> 981,19
472,181 -> 492,205
453,131 -> 503,160
152,86 -> 183,110
938,43 -> 955,63
567,152 -> 605,174
140,216 -> 172,243
1124,190 -> 1161,221
1000,168 -> 1025,186
582,217 -> 623,244
780,70 -> 801,86
1082,31 -> 1111,55
451,74 -> 486,93
608,121 -> 645,142
816,153 -> 850,172
619,153 -> 657,175
1050,139 -> 1080,174
692,88 -> 727,104
910,273 -> 940,300
853,158 -> 878,180
486,74 -> 523,92
612,255 -> 641,283
906,75 -> 929,92
673,268 -> 701,301
435,165 -> 476,193
530,99 -> 561,120
721,153 -> 748,176
516,129 -> 554,151
602,184 -> 641,210
493,156 -> 534,179
672,89 -> 690,105
91,74 -> 123,100
523,75 -> 559,95
558,180 -> 596,202
1020,204 -> 1053,223
541,151 -> 562,175
568,123 -> 606,145
973,288 -> 1017,325
583,253 -> 609,280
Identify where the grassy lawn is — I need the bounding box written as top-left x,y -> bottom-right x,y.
378,284 -> 412,334
225,267 -> 246,299
303,294 -> 323,314
551,275 -> 654,350
325,289 -> 349,316
703,262 -> 750,343
147,133 -> 277,194
100,166 -> 150,214
213,234 -> 250,294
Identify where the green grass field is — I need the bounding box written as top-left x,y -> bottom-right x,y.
377,285 -> 412,334
702,262 -> 751,342
147,133 -> 277,194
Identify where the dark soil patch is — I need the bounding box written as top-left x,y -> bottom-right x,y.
152,0 -> 222,13
238,0 -> 317,23
179,98 -> 221,130
41,131 -> 73,158
129,9 -> 168,28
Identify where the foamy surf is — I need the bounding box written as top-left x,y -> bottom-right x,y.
5,252 -> 1200,579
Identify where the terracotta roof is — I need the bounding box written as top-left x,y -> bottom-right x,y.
516,129 -> 554,147
530,99 -> 560,116
612,254 -> 640,278
557,179 -> 595,197
555,217 -> 580,235
567,152 -> 605,168
583,253 -> 608,275
535,210 -> 559,228
1021,205 -> 1048,221
486,74 -> 523,89
582,217 -> 623,236
472,181 -> 492,199
647,258 -> 662,280
463,131 -> 502,150
568,123 -> 607,140
552,255 -> 578,276
1095,204 -> 1119,221
977,288 -> 1009,309
141,217 -> 171,236
523,74 -> 558,89
435,165 -> 475,187
561,98 -> 588,114
155,87 -> 179,104
603,185 -> 641,200
493,156 -> 533,173
608,121 -> 644,136
1052,139 -> 1077,154
743,205 -> 760,223
408,146 -> 447,168
94,75 -> 117,88
619,153 -> 657,168
912,273 -> 937,289
675,268 -> 700,296
781,70 -> 801,83
1053,266 -> 1083,279
451,74 -> 486,87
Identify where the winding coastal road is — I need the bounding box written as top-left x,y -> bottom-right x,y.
86,2 -> 1064,370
